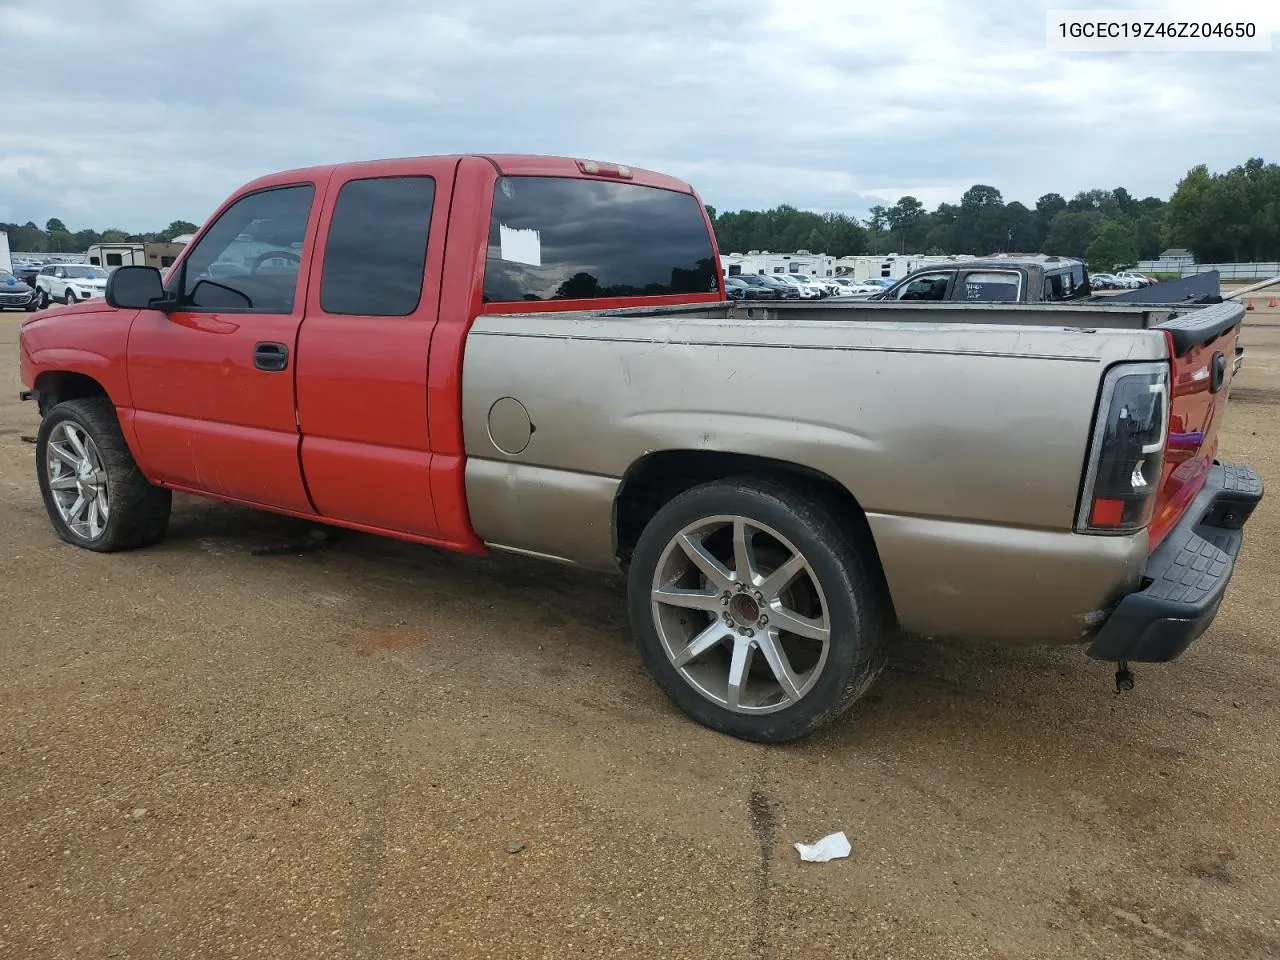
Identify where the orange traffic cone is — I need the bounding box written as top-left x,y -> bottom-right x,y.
1246,299 -> 1255,310
1269,296 -> 1278,308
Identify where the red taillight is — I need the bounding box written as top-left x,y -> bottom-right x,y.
1078,361 -> 1170,534
1088,498 -> 1126,528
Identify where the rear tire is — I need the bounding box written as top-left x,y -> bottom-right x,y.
36,398 -> 171,552
627,478 -> 891,743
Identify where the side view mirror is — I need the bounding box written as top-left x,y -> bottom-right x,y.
106,265 -> 171,310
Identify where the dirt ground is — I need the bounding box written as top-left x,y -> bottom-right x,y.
1,299 -> 1279,960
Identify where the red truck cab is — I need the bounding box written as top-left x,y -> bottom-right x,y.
20,155 -> 724,551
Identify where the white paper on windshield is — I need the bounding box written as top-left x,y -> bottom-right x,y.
499,225 -> 542,267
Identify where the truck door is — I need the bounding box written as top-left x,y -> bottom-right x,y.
126,181 -> 323,513
293,158 -> 458,537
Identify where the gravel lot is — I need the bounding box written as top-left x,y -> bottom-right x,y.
2,301 -> 1279,960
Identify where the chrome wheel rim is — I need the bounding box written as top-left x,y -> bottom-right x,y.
45,421 -> 109,540
650,515 -> 831,714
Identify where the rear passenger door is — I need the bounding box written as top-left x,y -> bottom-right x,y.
295,159 -> 457,538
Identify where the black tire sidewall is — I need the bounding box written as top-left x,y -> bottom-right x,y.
627,480 -> 883,743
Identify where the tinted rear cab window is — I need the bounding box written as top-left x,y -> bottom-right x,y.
321,176 -> 436,316
482,176 -> 718,303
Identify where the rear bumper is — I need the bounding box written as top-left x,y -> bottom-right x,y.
1086,461 -> 1263,663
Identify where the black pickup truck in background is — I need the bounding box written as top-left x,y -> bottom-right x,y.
866,255 -> 1227,307
867,255 -> 1093,303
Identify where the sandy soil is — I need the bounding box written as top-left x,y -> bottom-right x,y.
1,301 -> 1278,960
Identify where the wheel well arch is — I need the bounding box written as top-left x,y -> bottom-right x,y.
33,371 -> 109,416
612,449 -> 895,614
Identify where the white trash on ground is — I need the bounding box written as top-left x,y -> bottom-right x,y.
793,831 -> 851,863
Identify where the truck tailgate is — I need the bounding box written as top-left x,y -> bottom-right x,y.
1148,302 -> 1246,548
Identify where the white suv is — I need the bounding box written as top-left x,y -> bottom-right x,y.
779,274 -> 828,299
35,264 -> 109,308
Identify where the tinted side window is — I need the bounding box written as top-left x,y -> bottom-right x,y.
1046,269 -> 1077,300
483,177 -> 717,303
321,176 -> 436,316
894,272 -> 951,300
957,270 -> 1021,301
179,184 -> 315,313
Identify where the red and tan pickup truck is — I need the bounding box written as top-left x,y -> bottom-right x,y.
18,154 -> 1263,742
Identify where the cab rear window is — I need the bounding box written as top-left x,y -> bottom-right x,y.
482,176 -> 718,303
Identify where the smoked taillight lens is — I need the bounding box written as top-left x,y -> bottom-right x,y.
1077,361 -> 1170,534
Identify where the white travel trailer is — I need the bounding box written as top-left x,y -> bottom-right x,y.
832,253 -> 977,281
86,242 -> 147,270
720,249 -> 837,279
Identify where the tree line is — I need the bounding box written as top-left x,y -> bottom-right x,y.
707,157 -> 1280,272
6,157 -> 1277,272
1,218 -> 199,254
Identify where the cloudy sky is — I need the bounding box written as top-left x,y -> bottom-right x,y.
1,0 -> 1277,232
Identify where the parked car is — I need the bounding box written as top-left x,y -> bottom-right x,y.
830,278 -> 884,297
0,270 -> 38,311
749,274 -> 801,299
775,274 -> 826,299
34,264 -> 108,308
12,264 -> 41,289
732,273 -> 787,299
19,153 -> 1261,743
725,276 -> 776,300
794,274 -> 832,298
1090,273 -> 1119,289
1113,271 -> 1156,288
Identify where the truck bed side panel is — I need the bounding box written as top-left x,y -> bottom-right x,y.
460,312 -> 1167,641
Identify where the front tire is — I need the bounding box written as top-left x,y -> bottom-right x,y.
64,289 -> 76,305
36,398 -> 172,552
627,478 -> 892,743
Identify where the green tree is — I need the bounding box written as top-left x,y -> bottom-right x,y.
886,195 -> 926,251
45,217 -> 67,233
1086,220 -> 1138,271
956,184 -> 1004,252
161,219 -> 198,241
1045,211 -> 1103,258
1162,164 -> 1214,259
1002,201 -> 1037,253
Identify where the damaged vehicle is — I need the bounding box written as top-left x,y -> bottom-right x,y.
18,154 -> 1262,742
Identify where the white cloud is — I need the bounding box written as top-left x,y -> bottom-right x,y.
0,0 -> 1275,231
